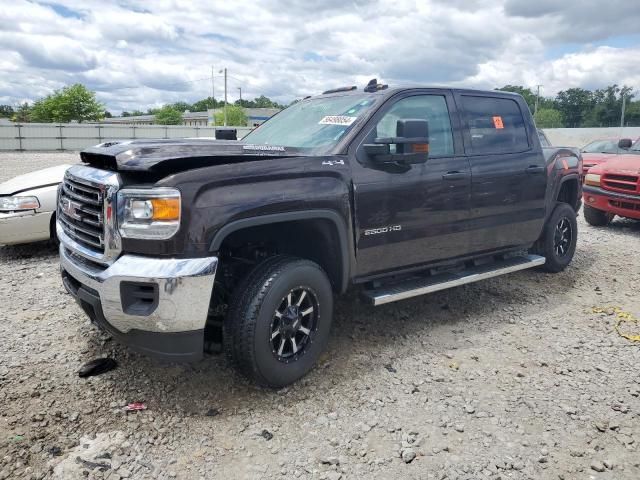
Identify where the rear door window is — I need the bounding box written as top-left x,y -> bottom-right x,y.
461,96 -> 530,154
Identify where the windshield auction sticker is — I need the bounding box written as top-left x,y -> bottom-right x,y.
319,115 -> 358,126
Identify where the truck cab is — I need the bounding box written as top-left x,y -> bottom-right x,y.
58,81 -> 582,387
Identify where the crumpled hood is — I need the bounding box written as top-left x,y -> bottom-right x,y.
0,164 -> 72,195
80,139 -> 301,174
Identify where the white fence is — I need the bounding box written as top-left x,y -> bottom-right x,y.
0,123 -> 253,151
542,127 -> 640,148
1,123 -> 639,152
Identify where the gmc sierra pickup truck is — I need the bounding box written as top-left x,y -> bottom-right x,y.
57,80 -> 582,387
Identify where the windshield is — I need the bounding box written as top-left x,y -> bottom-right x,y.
581,139 -> 622,154
243,94 -> 378,153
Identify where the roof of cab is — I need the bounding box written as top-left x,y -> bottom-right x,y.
315,85 -> 523,100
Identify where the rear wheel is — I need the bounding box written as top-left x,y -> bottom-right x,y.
533,203 -> 578,273
584,205 -> 613,226
223,255 -> 333,388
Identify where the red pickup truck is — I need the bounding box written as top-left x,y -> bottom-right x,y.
583,151 -> 640,225
581,138 -> 636,176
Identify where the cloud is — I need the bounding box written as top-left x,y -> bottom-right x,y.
0,0 -> 638,113
0,32 -> 97,71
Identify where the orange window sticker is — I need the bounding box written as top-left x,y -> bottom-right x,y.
412,143 -> 429,153
492,116 -> 504,129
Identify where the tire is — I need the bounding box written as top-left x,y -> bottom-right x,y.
584,205 -> 613,227
50,213 -> 59,246
223,255 -> 333,388
533,203 -> 578,273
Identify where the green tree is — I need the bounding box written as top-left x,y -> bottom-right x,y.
249,95 -> 285,109
496,85 -> 536,112
534,108 -> 564,128
624,100 -> 640,126
191,97 -> 221,111
11,103 -> 31,122
214,105 -> 248,126
169,101 -> 193,113
30,84 -> 104,123
0,105 -> 14,118
154,105 -> 183,125
555,88 -> 595,128
596,85 -> 633,127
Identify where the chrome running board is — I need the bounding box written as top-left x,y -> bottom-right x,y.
362,254 -> 546,306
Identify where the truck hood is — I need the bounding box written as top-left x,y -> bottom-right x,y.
80,139 -> 303,174
0,164 -> 72,195
595,154 -> 640,175
581,152 -> 619,165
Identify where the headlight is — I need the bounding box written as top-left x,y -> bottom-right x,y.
584,173 -> 601,187
117,188 -> 181,239
0,196 -> 40,212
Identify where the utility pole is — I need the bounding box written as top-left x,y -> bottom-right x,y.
211,65 -> 215,126
535,84 -> 543,117
223,68 -> 228,127
621,94 -> 627,128
238,87 -> 242,105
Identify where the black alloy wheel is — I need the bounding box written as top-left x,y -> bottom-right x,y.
270,287 -> 318,362
553,217 -> 573,257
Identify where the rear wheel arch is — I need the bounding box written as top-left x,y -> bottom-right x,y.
210,210 -> 351,293
556,176 -> 580,211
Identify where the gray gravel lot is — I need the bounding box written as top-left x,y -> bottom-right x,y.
0,152 -> 80,183
1,152 -> 639,480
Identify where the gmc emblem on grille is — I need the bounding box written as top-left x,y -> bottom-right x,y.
61,197 -> 82,221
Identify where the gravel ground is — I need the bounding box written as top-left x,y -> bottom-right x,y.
1,153 -> 639,480
0,152 -> 80,183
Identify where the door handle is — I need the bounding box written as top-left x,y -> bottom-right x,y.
442,171 -> 468,181
525,165 -> 545,174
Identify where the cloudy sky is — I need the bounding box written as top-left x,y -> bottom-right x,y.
1,0 -> 639,114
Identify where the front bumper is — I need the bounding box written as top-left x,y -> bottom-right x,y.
60,244 -> 218,361
583,185 -> 640,220
0,211 -> 52,245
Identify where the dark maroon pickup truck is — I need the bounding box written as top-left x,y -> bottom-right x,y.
57,80 -> 582,387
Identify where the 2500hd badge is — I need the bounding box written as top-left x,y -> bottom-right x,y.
364,225 -> 402,235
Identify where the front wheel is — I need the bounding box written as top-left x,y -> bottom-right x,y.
584,205 -> 613,226
223,256 -> 333,388
533,203 -> 578,273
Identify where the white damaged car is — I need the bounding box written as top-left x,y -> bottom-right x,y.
0,164 -> 72,246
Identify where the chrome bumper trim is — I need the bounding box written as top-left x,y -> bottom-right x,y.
60,245 -> 218,333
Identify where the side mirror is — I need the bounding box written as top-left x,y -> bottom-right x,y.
364,119 -> 429,165
618,138 -> 632,149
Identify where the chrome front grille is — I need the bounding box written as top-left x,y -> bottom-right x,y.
59,177 -> 105,252
57,165 -> 121,265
